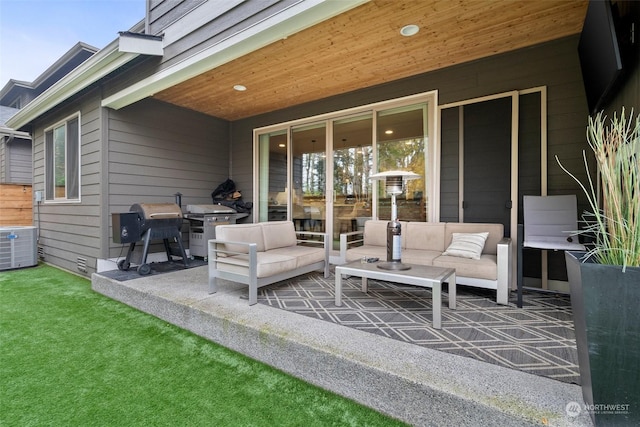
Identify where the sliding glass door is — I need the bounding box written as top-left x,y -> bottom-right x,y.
292,123 -> 327,233
376,104 -> 427,221
332,114 -> 373,247
255,91 -> 437,258
257,129 -> 288,222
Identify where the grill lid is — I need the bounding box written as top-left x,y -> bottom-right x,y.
186,204 -> 236,214
131,203 -> 183,220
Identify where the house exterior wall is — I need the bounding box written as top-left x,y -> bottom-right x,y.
605,57 -> 639,119
31,89 -> 230,275
0,140 -> 5,182
104,98 -> 230,261
147,0 -> 206,35
157,0 -> 290,70
31,88 -> 103,274
232,35 -> 590,207
3,139 -> 32,184
229,35 -> 590,281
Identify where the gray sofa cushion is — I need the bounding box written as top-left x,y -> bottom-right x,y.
262,221 -> 298,250
217,252 -> 297,278
433,254 -> 498,281
216,223 -> 265,254
269,245 -> 326,268
405,222 -> 446,251
363,220 -> 408,247
401,249 -> 443,265
345,245 -> 387,263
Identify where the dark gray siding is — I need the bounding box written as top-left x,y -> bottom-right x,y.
148,0 -> 206,34
31,90 -> 230,275
4,139 -> 32,184
105,98 -> 230,259
604,55 -> 639,119
439,107 -> 460,222
159,0 -> 290,70
31,88 -> 103,275
0,140 -> 5,182
230,36 -> 591,281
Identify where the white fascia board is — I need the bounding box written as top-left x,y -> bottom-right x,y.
0,126 -> 31,139
6,40 -> 140,130
102,0 -> 368,111
119,33 -> 164,56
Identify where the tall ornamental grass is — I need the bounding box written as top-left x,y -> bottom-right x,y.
557,108 -> 640,270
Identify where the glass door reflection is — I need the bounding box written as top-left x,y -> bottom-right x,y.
291,123 -> 327,233
376,104 -> 427,222
332,114 -> 373,250
257,129 -> 289,222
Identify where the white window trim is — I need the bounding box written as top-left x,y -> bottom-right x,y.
43,112 -> 82,204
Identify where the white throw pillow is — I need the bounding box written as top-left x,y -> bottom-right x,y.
442,232 -> 489,260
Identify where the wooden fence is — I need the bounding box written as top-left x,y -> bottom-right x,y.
0,184 -> 33,226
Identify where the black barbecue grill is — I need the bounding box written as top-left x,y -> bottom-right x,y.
113,202 -> 188,275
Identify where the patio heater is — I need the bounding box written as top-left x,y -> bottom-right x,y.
370,170 -> 420,270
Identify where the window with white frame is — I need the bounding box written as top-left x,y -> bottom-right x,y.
44,114 -> 80,201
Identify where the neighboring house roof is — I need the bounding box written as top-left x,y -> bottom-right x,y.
0,105 -> 19,124
7,0 -> 364,129
0,42 -> 99,108
0,106 -> 29,139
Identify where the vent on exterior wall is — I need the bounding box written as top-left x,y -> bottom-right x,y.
0,226 -> 38,271
38,246 -> 45,260
77,257 -> 88,273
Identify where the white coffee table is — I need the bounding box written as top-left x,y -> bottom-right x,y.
334,261 -> 456,329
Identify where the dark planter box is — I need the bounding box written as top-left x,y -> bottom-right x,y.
566,251 -> 640,426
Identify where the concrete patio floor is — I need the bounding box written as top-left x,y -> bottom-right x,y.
92,265 -> 593,427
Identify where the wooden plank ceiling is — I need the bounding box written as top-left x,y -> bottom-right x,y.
154,0 -> 588,121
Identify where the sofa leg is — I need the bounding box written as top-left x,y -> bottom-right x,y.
208,276 -> 218,294
248,280 -> 258,305
496,284 -> 509,305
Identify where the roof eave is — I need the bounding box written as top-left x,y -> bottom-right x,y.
102,0 -> 368,112
5,37 -> 159,130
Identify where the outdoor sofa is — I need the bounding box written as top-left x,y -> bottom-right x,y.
208,221 -> 329,305
340,220 -> 512,305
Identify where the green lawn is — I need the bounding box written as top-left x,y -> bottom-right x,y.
1,264 -> 407,426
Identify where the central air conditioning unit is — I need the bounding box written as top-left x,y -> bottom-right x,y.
0,226 -> 38,271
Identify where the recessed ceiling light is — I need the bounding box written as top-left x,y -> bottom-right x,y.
233,84 -> 247,91
400,24 -> 419,37
385,129 -> 394,135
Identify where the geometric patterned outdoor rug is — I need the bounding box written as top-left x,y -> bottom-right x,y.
258,272 -> 580,385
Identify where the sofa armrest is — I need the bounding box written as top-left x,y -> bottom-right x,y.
295,230 -> 328,248
296,230 -> 330,277
496,237 -> 512,305
208,239 -> 258,278
339,230 -> 364,262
